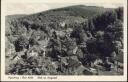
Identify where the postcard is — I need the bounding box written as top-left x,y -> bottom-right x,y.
1,0 -> 127,81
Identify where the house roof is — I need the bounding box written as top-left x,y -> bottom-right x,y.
68,56 -> 81,67
61,57 -> 68,65
115,54 -> 123,63
28,45 -> 42,53
75,65 -> 85,73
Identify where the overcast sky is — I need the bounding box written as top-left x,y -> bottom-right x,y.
5,0 -> 123,15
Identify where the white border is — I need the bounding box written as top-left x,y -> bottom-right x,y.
1,0 -> 127,81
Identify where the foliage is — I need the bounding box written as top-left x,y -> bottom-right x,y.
5,6 -> 123,75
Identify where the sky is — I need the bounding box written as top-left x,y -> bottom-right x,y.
5,0 -> 123,15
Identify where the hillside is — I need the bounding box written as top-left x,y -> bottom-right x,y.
5,5 -> 123,75
19,5 -> 112,24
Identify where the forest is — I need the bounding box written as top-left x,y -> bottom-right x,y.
5,5 -> 123,75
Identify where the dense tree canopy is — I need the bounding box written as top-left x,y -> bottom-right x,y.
5,6 -> 123,75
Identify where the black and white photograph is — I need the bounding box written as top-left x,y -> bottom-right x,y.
1,0 -> 127,81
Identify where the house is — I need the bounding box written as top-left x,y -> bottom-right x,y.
27,45 -> 47,58
12,54 -> 21,62
6,43 -> 15,57
60,22 -> 65,27
83,68 -> 93,75
11,50 -> 27,62
111,51 -> 117,58
60,57 -> 68,66
67,56 -> 81,70
89,67 -> 98,74
74,65 -> 85,75
65,28 -> 73,37
51,61 -> 59,69
73,46 -> 78,55
40,45 -> 46,57
55,30 -> 65,37
27,46 -> 39,58
114,54 -> 123,72
94,59 -> 103,66
30,50 -> 38,57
